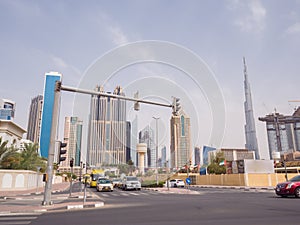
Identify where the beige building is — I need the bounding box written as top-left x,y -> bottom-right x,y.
0,120 -> 26,148
170,111 -> 192,169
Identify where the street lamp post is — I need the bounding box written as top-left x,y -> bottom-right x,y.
153,117 -> 160,186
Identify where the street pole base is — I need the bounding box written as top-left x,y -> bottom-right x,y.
42,201 -> 53,206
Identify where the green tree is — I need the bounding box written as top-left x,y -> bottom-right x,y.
207,152 -> 226,174
18,143 -> 47,171
0,137 -> 21,169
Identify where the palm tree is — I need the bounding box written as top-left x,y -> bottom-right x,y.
19,143 -> 46,171
0,137 -> 21,169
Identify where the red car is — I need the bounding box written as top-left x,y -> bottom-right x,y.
275,175 -> 300,198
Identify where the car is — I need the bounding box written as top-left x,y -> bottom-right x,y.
122,176 -> 141,191
96,179 -> 113,192
111,178 -> 122,188
169,179 -> 185,188
275,175 -> 300,198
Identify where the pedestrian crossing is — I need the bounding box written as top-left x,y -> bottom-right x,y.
98,191 -> 161,198
0,213 -> 41,225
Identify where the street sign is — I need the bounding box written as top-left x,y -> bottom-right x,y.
186,177 -> 191,185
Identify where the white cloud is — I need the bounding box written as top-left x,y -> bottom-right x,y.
107,25 -> 129,46
285,22 -> 300,35
227,0 -> 266,33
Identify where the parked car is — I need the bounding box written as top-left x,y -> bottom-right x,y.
96,179 -> 113,192
111,178 -> 122,188
169,179 -> 185,188
122,176 -> 141,191
275,175 -> 300,198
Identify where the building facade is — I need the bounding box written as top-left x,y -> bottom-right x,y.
194,146 -> 200,166
0,120 -> 26,148
39,72 -> 62,158
0,99 -> 15,120
202,145 -> 216,165
26,95 -> 43,144
139,125 -> 155,168
259,107 -> 300,159
87,86 -> 127,167
243,58 -> 260,159
61,117 -> 83,167
170,111 -> 192,169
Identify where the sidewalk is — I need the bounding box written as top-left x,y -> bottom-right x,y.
0,182 -> 104,214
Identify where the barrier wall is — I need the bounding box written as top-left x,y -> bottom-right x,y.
173,173 -> 299,187
0,170 -> 62,191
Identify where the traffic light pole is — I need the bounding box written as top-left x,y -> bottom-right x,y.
42,81 -> 61,206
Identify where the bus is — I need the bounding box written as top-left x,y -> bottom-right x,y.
90,169 -> 105,187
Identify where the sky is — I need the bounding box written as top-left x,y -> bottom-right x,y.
1,0 -> 300,161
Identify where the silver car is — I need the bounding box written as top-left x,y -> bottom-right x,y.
122,176 -> 141,191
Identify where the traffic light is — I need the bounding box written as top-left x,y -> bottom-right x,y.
172,97 -> 181,115
70,158 -> 74,167
58,141 -> 67,164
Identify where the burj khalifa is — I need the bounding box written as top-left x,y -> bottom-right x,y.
243,57 -> 260,159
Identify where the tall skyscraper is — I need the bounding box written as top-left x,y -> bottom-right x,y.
39,72 -> 62,158
62,116 -> 83,167
131,115 -> 138,166
194,146 -> 200,165
27,95 -> 43,144
87,86 -> 127,167
170,110 -> 192,169
139,125 -> 155,168
243,57 -> 260,159
259,107 -> 300,159
202,145 -> 216,165
0,99 -> 15,120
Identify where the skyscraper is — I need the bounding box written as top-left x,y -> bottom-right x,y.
139,125 -> 155,168
87,86 -> 127,167
39,72 -> 62,158
62,116 -> 83,167
27,95 -> 43,144
243,57 -> 260,159
259,107 -> 300,159
0,99 -> 15,120
170,110 -> 192,169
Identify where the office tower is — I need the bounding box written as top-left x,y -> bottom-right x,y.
202,145 -> 216,165
0,99 -> 15,120
243,57 -> 260,159
194,146 -> 200,165
131,115 -> 138,166
126,121 -> 131,163
39,72 -> 62,158
139,125 -> 155,168
87,86 -> 127,167
161,146 -> 167,168
170,110 -> 192,169
61,117 -> 83,167
259,108 -> 300,159
27,95 -> 43,144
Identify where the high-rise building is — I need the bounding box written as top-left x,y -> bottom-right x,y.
160,146 -> 167,167
87,86 -> 127,167
139,125 -> 155,168
126,121 -> 131,163
131,115 -> 138,166
243,57 -> 260,159
0,99 -> 15,120
202,145 -> 216,165
194,146 -> 200,165
170,110 -> 192,169
27,95 -> 43,144
61,117 -> 83,167
259,107 -> 300,159
39,72 -> 62,158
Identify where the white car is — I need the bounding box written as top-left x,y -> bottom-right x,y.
122,176 -> 141,191
96,179 -> 113,192
169,179 -> 185,188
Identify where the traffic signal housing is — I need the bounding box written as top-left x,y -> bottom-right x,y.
58,141 -> 67,164
172,97 -> 181,115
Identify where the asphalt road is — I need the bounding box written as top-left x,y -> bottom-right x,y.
9,187 -> 300,225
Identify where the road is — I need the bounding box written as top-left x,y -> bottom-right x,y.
2,187 -> 300,225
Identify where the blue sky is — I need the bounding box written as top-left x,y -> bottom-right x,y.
1,0 -> 300,160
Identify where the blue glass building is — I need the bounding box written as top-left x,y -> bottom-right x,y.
39,72 -> 62,158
